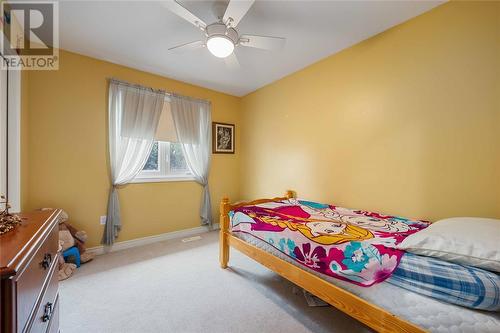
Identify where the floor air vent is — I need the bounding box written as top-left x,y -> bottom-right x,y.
181,235 -> 202,243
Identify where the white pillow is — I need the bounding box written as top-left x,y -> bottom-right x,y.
397,217 -> 500,272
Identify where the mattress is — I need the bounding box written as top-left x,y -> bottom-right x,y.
234,231 -> 500,332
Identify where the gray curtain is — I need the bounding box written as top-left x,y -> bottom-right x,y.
170,95 -> 212,226
103,80 -> 165,245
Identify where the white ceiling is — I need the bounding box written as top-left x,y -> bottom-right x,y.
59,1 -> 444,96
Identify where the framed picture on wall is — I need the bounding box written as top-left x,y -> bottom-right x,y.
212,122 -> 235,154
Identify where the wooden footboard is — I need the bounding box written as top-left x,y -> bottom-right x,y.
219,191 -> 425,333
219,190 -> 294,269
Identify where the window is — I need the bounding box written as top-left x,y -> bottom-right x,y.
134,141 -> 193,182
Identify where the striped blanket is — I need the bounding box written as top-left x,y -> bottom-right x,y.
388,253 -> 500,311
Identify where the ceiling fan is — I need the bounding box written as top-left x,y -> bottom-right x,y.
163,0 -> 286,67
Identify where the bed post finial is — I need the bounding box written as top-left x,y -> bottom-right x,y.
221,197 -> 229,210
219,197 -> 230,269
285,190 -> 296,199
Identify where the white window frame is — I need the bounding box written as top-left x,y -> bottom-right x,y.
132,141 -> 194,183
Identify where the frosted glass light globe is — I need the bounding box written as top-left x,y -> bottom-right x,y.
207,36 -> 234,58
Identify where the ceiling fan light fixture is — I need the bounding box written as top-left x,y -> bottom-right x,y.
206,36 -> 234,58
165,1 -> 286,65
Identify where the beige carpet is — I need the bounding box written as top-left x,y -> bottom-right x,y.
60,231 -> 371,333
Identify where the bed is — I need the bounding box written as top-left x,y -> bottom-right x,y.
218,191 -> 500,332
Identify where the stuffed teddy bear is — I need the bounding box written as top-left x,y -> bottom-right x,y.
57,239 -> 76,281
59,221 -> 95,264
41,208 -> 95,280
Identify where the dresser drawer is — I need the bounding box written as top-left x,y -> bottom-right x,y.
24,259 -> 59,333
16,223 -> 59,331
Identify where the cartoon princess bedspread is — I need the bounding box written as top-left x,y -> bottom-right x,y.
230,199 -> 430,286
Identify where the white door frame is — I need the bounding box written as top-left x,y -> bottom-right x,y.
0,59 -> 6,209
0,53 -> 21,213
8,69 -> 21,212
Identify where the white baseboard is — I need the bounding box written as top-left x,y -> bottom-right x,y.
88,222 -> 220,256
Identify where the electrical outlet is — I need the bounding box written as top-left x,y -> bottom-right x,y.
100,215 -> 107,225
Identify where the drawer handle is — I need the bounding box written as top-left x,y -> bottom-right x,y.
40,253 -> 52,270
42,302 -> 53,322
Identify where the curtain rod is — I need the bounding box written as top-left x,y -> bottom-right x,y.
108,78 -> 211,105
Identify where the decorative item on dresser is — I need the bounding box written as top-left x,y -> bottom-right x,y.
1,209 -> 62,333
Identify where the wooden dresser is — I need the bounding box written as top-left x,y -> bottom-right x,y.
1,209 -> 62,333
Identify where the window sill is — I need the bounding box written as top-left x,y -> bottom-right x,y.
130,176 -> 195,184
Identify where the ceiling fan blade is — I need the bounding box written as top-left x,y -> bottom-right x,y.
168,40 -> 204,53
223,0 -> 255,27
239,35 -> 286,50
224,53 -> 240,70
162,1 -> 207,29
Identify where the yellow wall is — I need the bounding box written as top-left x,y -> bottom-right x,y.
24,50 -> 241,247
240,1 -> 500,220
